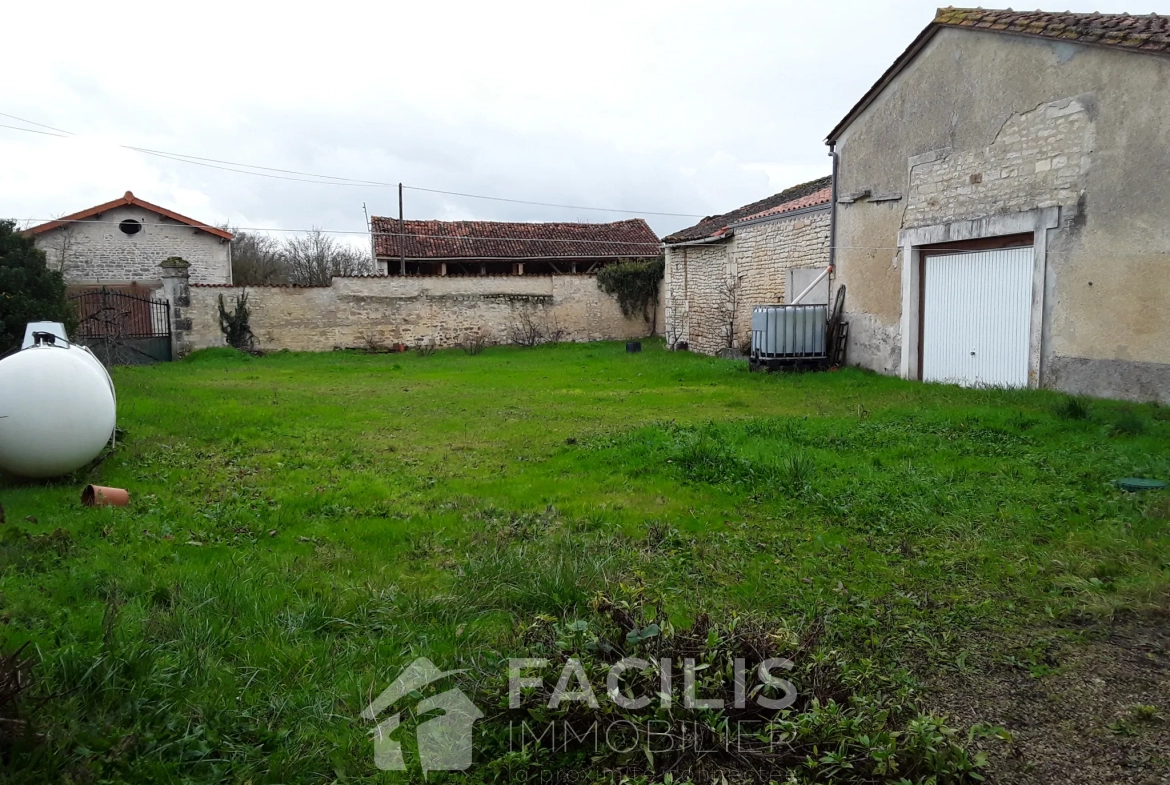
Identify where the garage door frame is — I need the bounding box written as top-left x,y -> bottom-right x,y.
917,234 -> 1033,384
897,207 -> 1060,388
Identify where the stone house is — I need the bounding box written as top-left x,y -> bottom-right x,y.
369,217 -> 661,276
27,191 -> 233,293
662,177 -> 832,355
828,8 -> 1170,401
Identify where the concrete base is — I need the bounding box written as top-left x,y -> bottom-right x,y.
1047,356 -> 1170,404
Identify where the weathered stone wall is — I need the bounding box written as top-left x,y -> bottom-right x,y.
833,27 -> 1170,401
664,243 -> 728,356
35,205 -> 231,287
663,208 -> 831,356
903,97 -> 1093,229
181,274 -> 660,354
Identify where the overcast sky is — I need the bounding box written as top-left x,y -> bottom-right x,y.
1,0 -> 1162,243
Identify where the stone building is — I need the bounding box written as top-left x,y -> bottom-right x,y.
662,177 -> 832,356
369,217 -> 661,276
828,8 -> 1170,401
27,191 -> 233,292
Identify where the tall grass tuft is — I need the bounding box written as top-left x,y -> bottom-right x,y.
1055,395 -> 1091,420
783,451 -> 815,491
0,642 -> 32,745
1109,410 -> 1146,437
673,429 -> 740,485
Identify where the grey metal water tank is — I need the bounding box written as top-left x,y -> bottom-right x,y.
751,304 -> 828,358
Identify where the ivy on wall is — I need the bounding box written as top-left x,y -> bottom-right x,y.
596,258 -> 664,328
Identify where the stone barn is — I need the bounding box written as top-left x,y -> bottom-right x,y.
27,191 -> 233,293
662,177 -> 832,356
369,217 -> 661,276
828,8 -> 1170,401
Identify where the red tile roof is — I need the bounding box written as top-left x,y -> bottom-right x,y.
735,185 -> 833,224
26,191 -> 232,240
828,8 -> 1170,143
369,217 -> 661,260
936,8 -> 1170,53
662,176 -> 832,244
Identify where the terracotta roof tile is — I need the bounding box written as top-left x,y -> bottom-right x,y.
369,218 -> 661,260
734,185 -> 833,225
662,176 -> 832,244
829,8 -> 1170,142
26,191 -> 232,240
934,8 -> 1170,54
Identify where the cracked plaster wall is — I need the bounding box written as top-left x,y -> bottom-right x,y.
832,27 -> 1170,401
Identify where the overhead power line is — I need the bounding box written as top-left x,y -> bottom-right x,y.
0,112 -> 706,219
0,113 -> 73,135
0,122 -> 69,139
15,218 -> 1167,257
400,185 -> 699,217
16,217 -> 666,249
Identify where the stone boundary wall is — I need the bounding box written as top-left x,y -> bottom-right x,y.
169,271 -> 663,355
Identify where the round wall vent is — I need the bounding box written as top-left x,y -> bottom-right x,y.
119,219 -> 142,235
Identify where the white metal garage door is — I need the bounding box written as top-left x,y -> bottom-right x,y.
921,246 -> 1033,388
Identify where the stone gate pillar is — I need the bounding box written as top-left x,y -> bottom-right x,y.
159,256 -> 192,358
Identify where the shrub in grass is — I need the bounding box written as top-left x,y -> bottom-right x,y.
744,416 -> 801,441
1128,703 -> 1166,723
1055,394 -> 1091,420
783,451 -> 815,491
1109,410 -> 1146,437
0,641 -> 33,747
184,346 -> 253,363
670,427 -> 741,485
459,331 -> 487,355
460,594 -> 985,784
1146,495 -> 1170,520
0,526 -> 73,573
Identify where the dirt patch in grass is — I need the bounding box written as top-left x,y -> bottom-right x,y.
927,618 -> 1170,785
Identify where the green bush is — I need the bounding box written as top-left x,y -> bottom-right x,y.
0,219 -> 74,353
217,291 -> 255,350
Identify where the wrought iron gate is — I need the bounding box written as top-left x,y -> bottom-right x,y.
68,288 -> 172,365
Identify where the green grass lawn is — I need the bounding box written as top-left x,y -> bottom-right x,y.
1,341 -> 1168,784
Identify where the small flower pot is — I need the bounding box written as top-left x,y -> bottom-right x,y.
81,485 -> 129,507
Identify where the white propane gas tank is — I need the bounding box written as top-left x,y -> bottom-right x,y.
0,343 -> 117,478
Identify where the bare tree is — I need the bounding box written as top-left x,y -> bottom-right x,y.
282,229 -> 372,286
506,302 -> 562,347
718,276 -> 743,351
228,228 -> 286,286
38,217 -> 77,275
459,329 -> 487,355
664,302 -> 689,350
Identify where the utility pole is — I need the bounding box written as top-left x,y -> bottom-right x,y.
398,183 -> 406,277
362,202 -> 376,275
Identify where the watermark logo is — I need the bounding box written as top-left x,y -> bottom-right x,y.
364,656 -> 797,773
361,657 -> 484,772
